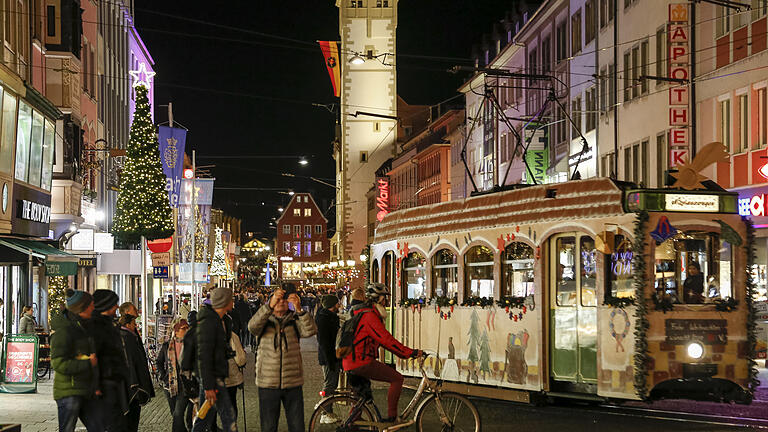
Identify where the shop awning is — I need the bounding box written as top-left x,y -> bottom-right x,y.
0,238 -> 78,275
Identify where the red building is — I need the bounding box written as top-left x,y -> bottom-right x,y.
276,193 -> 329,282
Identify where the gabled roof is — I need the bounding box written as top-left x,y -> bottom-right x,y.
275,193 -> 329,225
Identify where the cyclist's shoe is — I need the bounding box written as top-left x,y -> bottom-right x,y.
319,412 -> 341,424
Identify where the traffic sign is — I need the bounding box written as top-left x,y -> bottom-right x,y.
151,252 -> 170,267
147,237 -> 173,253
670,148 -> 688,167
153,266 -> 169,279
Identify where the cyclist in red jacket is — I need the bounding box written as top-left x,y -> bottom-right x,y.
343,283 -> 422,423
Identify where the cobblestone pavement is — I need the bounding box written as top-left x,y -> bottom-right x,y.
3,338 -> 768,431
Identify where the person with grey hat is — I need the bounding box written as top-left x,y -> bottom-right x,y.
90,289 -> 129,431
315,294 -> 341,423
191,287 -> 238,432
50,289 -> 104,432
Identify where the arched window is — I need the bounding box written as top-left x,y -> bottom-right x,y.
371,259 -> 380,284
402,251 -> 426,298
464,245 -> 495,298
383,251 -> 394,292
502,242 -> 534,297
431,249 -> 458,298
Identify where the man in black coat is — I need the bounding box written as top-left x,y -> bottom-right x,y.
315,295 -> 341,423
118,307 -> 155,432
234,294 -> 252,346
192,287 -> 237,432
91,290 -> 128,431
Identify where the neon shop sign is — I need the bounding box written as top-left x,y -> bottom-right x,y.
739,194 -> 767,217
376,177 -> 390,222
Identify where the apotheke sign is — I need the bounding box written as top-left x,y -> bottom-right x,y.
18,199 -> 50,224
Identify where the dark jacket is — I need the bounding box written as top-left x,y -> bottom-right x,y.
50,309 -> 97,400
120,327 -> 155,404
315,307 -> 340,367
91,314 -> 128,382
196,304 -> 232,390
234,299 -> 252,329
684,273 -> 705,303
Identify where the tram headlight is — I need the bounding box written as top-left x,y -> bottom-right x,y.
687,342 -> 704,359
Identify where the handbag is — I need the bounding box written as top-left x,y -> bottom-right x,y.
180,372 -> 199,399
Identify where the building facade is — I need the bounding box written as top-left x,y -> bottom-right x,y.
276,193 -> 329,282
333,0 -> 399,267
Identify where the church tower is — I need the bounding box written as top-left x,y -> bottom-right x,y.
333,0 -> 398,265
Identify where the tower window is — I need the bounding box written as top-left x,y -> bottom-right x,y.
360,151 -> 368,163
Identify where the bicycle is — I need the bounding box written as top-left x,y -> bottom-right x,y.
309,353 -> 481,432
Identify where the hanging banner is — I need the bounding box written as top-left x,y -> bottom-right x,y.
318,41 -> 341,97
0,334 -> 38,393
179,178 -> 215,206
178,262 -> 209,283
158,126 -> 187,208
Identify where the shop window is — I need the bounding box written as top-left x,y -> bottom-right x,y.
372,259 -> 380,283
502,242 -> 534,297
0,88 -> 9,175
654,231 -> 733,304
27,111 -> 44,187
14,101 -> 32,183
402,251 -> 426,299
464,245 -> 495,298
431,248 -> 458,298
606,234 -> 633,300
41,119 -> 55,191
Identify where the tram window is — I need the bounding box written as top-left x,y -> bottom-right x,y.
654,231 -> 734,305
432,249 -> 459,298
555,237 -> 577,306
607,234 -> 634,300
383,252 -> 394,292
372,259 -> 379,284
402,252 -> 427,299
580,236 -> 598,306
465,245 -> 495,298
502,242 -> 534,297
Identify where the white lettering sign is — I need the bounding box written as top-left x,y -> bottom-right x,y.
665,194 -> 719,212
19,199 -> 51,224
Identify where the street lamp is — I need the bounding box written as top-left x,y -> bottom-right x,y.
360,253 -> 368,262
349,54 -> 365,65
298,157 -> 309,166
278,207 -> 284,212
288,191 -> 295,196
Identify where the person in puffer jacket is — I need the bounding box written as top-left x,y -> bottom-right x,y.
248,283 -> 317,432
343,284 -> 422,424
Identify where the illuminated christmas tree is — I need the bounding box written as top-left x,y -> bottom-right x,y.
48,276 -> 68,316
210,227 -> 229,277
181,206 -> 207,262
113,85 -> 174,244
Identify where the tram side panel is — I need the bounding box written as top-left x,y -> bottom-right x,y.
597,305 -> 638,399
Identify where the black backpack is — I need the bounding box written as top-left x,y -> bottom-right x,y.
335,309 -> 369,359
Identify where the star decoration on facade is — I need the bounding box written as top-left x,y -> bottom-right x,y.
129,62 -> 156,89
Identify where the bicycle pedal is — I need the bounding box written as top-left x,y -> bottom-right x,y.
382,419 -> 414,432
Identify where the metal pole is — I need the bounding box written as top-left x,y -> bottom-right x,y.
612,0 -> 619,179
141,235 -> 148,343
192,150 -> 197,309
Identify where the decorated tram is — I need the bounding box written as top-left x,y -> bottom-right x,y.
369,177 -> 757,403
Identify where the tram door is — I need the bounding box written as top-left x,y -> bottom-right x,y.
550,233 -> 598,392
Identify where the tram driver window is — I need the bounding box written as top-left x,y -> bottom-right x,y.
465,245 -> 495,298
654,231 -> 733,304
502,242 -> 534,297
606,234 -> 634,300
556,237 -> 577,306
402,252 -> 427,299
432,249 -> 458,298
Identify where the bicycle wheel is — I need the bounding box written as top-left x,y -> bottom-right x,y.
415,392 -> 481,432
308,395 -> 379,432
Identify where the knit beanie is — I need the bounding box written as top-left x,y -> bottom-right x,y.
66,289 -> 93,314
210,287 -> 233,309
93,289 -> 119,312
322,294 -> 339,309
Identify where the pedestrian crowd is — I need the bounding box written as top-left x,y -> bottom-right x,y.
48,281 -> 416,431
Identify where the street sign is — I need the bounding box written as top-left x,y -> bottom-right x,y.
147,237 -> 173,253
153,266 -> 169,279
670,148 -> 688,167
151,252 -> 170,267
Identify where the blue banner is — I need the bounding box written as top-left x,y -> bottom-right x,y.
158,126 -> 187,207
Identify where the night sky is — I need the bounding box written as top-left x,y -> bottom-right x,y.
133,0 -> 515,239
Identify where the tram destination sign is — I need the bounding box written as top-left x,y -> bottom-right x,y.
665,319 -> 727,345
625,190 -> 738,214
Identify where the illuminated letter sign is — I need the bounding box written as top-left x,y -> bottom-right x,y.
376,177 -> 390,222
739,193 -> 767,217
668,3 -> 690,154
664,194 -> 719,212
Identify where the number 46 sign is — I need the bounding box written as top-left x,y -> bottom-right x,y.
670,148 -> 689,168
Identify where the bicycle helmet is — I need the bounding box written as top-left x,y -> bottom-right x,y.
365,283 -> 390,301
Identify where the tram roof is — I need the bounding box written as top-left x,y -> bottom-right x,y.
374,178 -> 738,243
